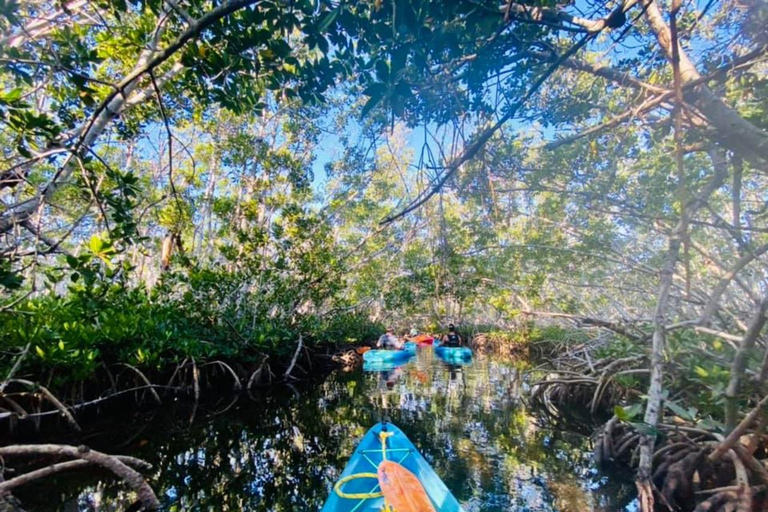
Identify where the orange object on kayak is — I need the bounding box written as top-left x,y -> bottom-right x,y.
378,460 -> 437,512
413,334 -> 434,345
356,347 -> 371,355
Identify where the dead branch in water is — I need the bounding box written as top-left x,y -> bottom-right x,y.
5,380 -> 80,432
0,444 -> 159,509
0,455 -> 151,493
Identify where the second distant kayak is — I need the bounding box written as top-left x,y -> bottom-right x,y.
412,334 -> 434,345
434,343 -> 473,363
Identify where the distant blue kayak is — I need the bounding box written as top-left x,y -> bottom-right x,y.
362,342 -> 417,365
321,422 -> 463,512
434,342 -> 473,363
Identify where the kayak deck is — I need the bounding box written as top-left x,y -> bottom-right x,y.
362,343 -> 417,364
433,342 -> 473,363
322,423 -> 463,512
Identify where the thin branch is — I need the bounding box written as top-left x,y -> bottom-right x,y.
382,33 -> 596,224
149,70 -> 184,221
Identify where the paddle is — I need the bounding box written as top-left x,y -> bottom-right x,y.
378,460 -> 437,512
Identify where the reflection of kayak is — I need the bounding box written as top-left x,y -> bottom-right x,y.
321,422 -> 463,512
363,343 -> 417,365
363,360 -> 408,372
412,334 -> 434,345
434,341 -> 473,363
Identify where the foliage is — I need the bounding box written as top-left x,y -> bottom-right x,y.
0,5 -> 767,505
0,274 -> 382,386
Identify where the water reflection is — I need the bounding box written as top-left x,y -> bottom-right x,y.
18,349 -> 636,511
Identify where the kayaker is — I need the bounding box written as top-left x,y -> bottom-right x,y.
409,326 -> 419,337
441,324 -> 462,347
377,328 -> 404,350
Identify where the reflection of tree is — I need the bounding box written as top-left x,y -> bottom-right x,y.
23,355 -> 635,511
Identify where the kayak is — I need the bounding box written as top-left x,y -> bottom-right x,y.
321,422 -> 463,512
412,334 -> 434,345
363,342 -> 417,365
434,342 -> 473,364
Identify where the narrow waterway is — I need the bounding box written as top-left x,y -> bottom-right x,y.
17,348 -> 636,511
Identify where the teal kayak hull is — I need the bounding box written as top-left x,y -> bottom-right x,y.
434,344 -> 473,363
321,422 -> 463,512
362,342 -> 416,365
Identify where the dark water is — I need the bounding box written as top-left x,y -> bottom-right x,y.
16,349 -> 636,511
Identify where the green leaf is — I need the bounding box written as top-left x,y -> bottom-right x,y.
615,403 -> 643,421
17,143 -> 31,158
2,88 -> 22,102
362,82 -> 386,97
317,8 -> 339,32
0,265 -> 23,290
694,366 -> 709,378
629,422 -> 660,437
374,59 -> 389,82
665,400 -> 697,421
35,346 -> 45,358
89,234 -> 104,254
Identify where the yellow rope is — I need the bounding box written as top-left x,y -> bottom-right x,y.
333,473 -> 382,499
379,431 -> 393,461
334,430 -> 397,502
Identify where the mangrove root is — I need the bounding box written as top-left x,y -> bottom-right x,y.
0,444 -> 158,510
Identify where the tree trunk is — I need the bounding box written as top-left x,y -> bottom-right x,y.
636,148 -> 728,511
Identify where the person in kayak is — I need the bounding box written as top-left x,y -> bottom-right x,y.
377,327 -> 404,350
441,324 -> 462,347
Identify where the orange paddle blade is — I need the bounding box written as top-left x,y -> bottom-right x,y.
377,460 -> 437,512
356,347 -> 371,355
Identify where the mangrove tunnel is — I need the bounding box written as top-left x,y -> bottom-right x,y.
1,0 -> 767,511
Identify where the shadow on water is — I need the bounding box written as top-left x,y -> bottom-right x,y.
14,348 -> 637,511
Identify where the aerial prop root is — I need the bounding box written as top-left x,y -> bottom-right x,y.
199,360 -> 242,391
2,380 -> 80,432
597,416 -> 767,512
246,356 -> 270,398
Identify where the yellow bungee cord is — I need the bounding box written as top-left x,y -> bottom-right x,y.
333,431 -> 395,502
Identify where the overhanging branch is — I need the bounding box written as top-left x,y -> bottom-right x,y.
381,33 -> 596,224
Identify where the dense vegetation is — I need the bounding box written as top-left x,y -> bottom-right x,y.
1,0 -> 767,510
